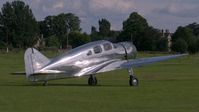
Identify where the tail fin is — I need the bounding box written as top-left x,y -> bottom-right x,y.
24,48 -> 50,78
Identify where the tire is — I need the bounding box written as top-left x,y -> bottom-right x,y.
129,76 -> 138,86
88,77 -> 92,85
94,77 -> 97,85
88,76 -> 97,86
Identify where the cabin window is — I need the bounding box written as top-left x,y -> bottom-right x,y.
87,50 -> 92,56
93,46 -> 102,54
103,43 -> 112,51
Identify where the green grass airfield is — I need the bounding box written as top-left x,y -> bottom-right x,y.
0,51 -> 199,112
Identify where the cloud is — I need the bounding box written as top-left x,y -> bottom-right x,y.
85,0 -> 137,31
35,0 -> 41,3
0,0 -> 137,32
89,0 -> 136,14
1,0 -> 199,33
41,1 -> 65,12
155,3 -> 199,18
52,1 -> 64,9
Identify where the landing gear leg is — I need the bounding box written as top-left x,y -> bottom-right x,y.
128,68 -> 139,86
88,75 -> 97,86
43,81 -> 48,86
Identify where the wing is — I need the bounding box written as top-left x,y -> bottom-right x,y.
97,54 -> 187,73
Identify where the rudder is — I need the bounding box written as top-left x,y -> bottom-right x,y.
24,48 -> 50,78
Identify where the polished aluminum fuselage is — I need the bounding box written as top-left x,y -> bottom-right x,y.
29,40 -> 137,81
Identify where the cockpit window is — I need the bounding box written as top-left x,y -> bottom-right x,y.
93,46 -> 102,54
103,43 -> 112,51
87,50 -> 92,56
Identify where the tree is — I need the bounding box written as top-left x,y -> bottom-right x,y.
46,35 -> 59,48
91,19 -> 118,42
90,26 -> 101,41
0,40 -> 6,49
172,27 -> 194,42
40,13 -> 81,49
0,1 -> 39,49
157,37 -> 168,51
98,18 -> 111,37
69,32 -> 90,48
184,23 -> 199,53
0,25 -> 5,48
38,20 -> 52,38
188,37 -> 198,54
118,12 -> 165,51
91,26 -> 97,34
108,30 -> 120,42
140,27 -> 162,51
118,12 -> 149,50
172,38 -> 188,53
172,26 -> 199,53
197,39 -> 199,51
186,23 -> 199,37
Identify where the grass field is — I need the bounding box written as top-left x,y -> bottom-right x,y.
0,51 -> 199,112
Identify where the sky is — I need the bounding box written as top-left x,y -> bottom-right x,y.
0,0 -> 199,33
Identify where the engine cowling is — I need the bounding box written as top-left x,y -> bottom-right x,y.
114,42 -> 137,60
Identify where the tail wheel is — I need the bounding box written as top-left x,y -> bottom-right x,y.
129,76 -> 138,86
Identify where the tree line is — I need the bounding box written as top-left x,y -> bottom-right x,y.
172,23 -> 199,53
0,1 -> 199,53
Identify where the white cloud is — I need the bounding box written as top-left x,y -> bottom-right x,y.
72,0 -> 82,9
70,0 -> 86,16
89,0 -> 136,13
155,2 -> 199,18
166,3 -> 181,13
35,0 -> 41,3
52,1 -> 64,9
1,0 -> 199,33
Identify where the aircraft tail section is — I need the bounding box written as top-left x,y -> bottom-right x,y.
24,48 -> 50,78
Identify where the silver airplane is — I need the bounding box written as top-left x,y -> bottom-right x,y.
24,40 -> 187,86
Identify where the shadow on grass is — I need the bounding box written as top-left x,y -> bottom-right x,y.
0,78 -> 194,87
0,82 -> 129,87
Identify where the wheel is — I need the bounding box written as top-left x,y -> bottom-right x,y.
88,77 -> 92,85
88,75 -> 97,86
95,77 -> 97,85
129,76 -> 138,86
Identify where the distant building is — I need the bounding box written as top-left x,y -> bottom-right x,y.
161,29 -> 173,52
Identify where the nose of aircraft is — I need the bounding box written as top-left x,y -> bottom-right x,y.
117,42 -> 137,59
124,42 -> 137,59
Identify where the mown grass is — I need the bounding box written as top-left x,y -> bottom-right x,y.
0,51 -> 199,112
